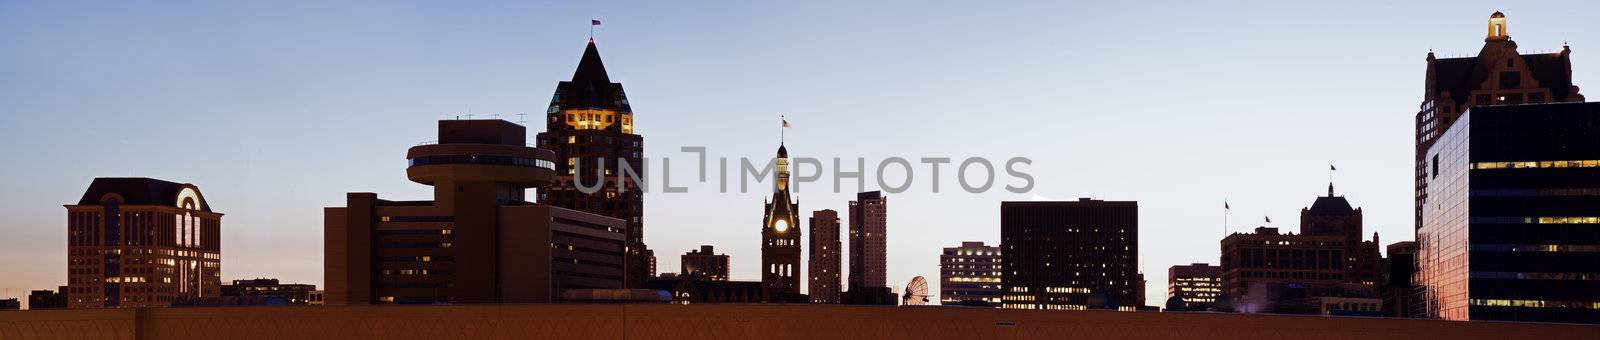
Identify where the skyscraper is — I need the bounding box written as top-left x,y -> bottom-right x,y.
535,38 -> 649,288
809,209 -> 842,303
760,144 -> 803,301
848,191 -> 887,291
1167,263 -> 1222,311
681,245 -> 730,281
1000,198 -> 1140,310
940,241 -> 1002,307
1418,101 -> 1600,323
65,178 -> 221,308
324,119 -> 626,305
1414,11 -> 1583,232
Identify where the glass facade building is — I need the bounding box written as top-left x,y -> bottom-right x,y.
1000,199 -> 1140,310
1419,102 -> 1600,323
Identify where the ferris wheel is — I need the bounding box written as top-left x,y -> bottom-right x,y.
902,276 -> 930,306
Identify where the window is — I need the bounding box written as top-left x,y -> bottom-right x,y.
1500,71 -> 1521,89
1432,154 -> 1439,179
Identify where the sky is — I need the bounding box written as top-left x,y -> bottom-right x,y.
2,1 -> 1596,309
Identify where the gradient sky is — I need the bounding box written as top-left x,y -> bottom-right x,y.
2,1 -> 1596,308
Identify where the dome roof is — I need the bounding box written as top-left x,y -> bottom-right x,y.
777,144 -> 788,158
1491,11 -> 1505,18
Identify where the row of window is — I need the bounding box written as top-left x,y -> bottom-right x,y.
1470,272 -> 1600,281
407,155 -> 556,170
1469,299 -> 1600,309
1471,244 -> 1600,252
1470,216 -> 1600,224
1472,160 -> 1600,170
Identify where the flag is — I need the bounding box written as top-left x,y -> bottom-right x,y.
1265,216 -> 1272,223
1224,202 -> 1230,210
1330,164 -> 1337,171
782,118 -> 790,128
592,19 -> 602,26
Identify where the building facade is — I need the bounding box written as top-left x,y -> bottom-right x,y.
848,191 -> 887,291
1000,199 -> 1140,310
1383,241 -> 1420,318
760,144 -> 803,301
1418,102 -> 1600,323
1219,186 -> 1384,314
1167,263 -> 1222,311
27,287 -> 67,310
1414,11 -> 1583,233
534,39 -> 649,288
940,241 -> 1002,307
221,278 -> 318,304
65,178 -> 222,309
324,119 -> 626,305
681,245 -> 730,281
809,209 -> 842,303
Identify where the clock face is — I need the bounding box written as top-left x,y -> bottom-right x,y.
774,219 -> 789,232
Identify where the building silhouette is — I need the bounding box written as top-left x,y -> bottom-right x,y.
221,278 -> 318,305
940,241 -> 1001,307
760,143 -> 804,302
1001,198 -> 1140,310
65,178 -> 221,308
681,245 -> 729,281
848,191 -> 888,290
1383,241 -> 1419,318
27,287 -> 67,310
535,38 -> 650,288
1168,263 -> 1222,311
1219,186 -> 1384,314
323,119 -> 626,304
1414,11 -> 1584,233
1418,102 -> 1600,323
809,209 -> 842,303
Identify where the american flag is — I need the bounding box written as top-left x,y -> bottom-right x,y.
782,119 -> 791,128
592,19 -> 602,26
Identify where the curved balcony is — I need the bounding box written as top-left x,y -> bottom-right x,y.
405,143 -> 556,187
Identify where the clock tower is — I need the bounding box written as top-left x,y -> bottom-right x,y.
761,143 -> 803,301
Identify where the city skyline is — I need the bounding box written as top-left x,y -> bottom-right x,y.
4,1 -> 1600,309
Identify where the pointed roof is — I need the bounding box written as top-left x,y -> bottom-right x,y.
552,39 -> 631,112
74,177 -> 214,212
1306,195 -> 1355,215
571,39 -> 611,84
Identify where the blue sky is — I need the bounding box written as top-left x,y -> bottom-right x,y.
2,1 -> 1595,307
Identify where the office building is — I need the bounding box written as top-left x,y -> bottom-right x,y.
646,277 -> 765,304
1418,102 -> 1600,323
221,278 -> 318,304
324,119 -> 626,305
1219,186 -> 1384,314
535,38 -> 650,288
760,143 -> 804,302
848,191 -> 887,290
809,209 -> 842,303
1167,263 -> 1222,311
681,245 -> 730,281
27,287 -> 67,310
0,299 -> 16,311
940,241 -> 1002,307
65,177 -> 222,308
1000,198 -> 1140,310
1414,11 -> 1583,232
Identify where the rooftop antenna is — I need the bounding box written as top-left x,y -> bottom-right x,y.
516,112 -> 529,125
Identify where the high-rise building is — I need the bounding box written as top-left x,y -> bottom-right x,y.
809,209 -> 842,303
1219,186 -> 1385,314
65,178 -> 221,308
324,119 -> 626,305
1418,102 -> 1600,323
760,143 -> 803,301
1414,11 -> 1583,232
940,241 -> 1002,307
1167,263 -> 1222,311
535,38 -> 649,288
27,287 -> 67,310
220,278 -> 318,304
1000,198 -> 1140,310
1383,241 -> 1420,318
848,191 -> 887,290
681,245 -> 730,281
644,249 -> 657,278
